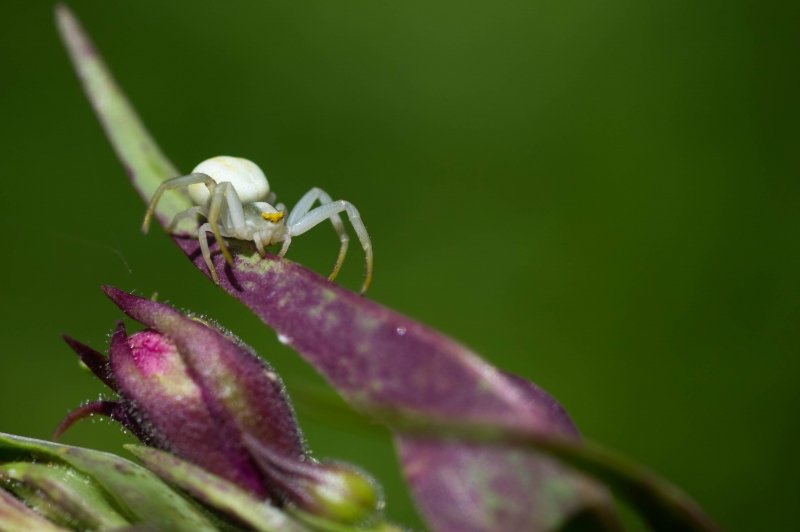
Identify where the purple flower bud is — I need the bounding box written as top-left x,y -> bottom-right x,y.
58,288 -> 304,498
56,287 -> 380,523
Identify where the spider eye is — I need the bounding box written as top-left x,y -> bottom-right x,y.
261,212 -> 284,223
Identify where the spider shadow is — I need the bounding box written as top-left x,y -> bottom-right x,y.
173,233 -> 248,293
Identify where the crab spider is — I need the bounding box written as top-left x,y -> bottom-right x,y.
142,156 -> 373,294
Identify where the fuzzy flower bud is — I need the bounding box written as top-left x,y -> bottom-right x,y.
56,287 -> 382,524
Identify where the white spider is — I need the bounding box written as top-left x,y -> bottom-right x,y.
142,156 -> 373,294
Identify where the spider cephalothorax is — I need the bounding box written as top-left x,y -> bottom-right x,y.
142,156 -> 373,294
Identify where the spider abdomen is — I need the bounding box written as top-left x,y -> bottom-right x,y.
188,156 -> 270,205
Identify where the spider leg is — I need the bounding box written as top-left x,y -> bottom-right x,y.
278,235 -> 292,258
207,183 -> 235,265
207,181 -> 251,265
253,232 -> 266,257
166,206 -> 206,233
142,173 -> 215,234
288,200 -> 372,295
222,183 -> 248,239
288,188 -> 350,281
198,223 -> 219,284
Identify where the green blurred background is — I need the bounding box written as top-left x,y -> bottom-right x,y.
1,1 -> 798,530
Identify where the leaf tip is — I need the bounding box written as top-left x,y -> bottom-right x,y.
54,2 -> 100,66
53,2 -> 71,22
54,3 -> 77,42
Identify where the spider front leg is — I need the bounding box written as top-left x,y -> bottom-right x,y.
253,232 -> 266,257
278,235 -> 292,258
288,188 -> 350,281
288,200 -> 373,295
142,173 -> 215,233
166,205 -> 207,233
206,182 -> 248,265
198,223 -> 219,284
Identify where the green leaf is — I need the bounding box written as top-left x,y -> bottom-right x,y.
124,445 -> 308,532
54,3 -> 193,231
0,461 -> 129,530
0,432 -> 218,532
0,488 -> 71,532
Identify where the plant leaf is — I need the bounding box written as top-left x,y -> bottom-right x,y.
54,3 -> 193,232
0,461 -> 129,530
125,445 -> 308,532
55,5 -> 722,532
362,406 -> 724,532
0,432 -> 218,532
292,384 -> 724,532
0,487 -> 71,532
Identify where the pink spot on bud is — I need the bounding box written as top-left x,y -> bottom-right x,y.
127,329 -> 179,377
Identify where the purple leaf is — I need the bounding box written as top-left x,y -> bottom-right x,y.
56,4 -> 723,532
396,375 -> 606,532
175,241 -> 618,530
365,408 -> 725,532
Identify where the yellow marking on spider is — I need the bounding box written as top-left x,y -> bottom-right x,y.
261,212 -> 285,223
